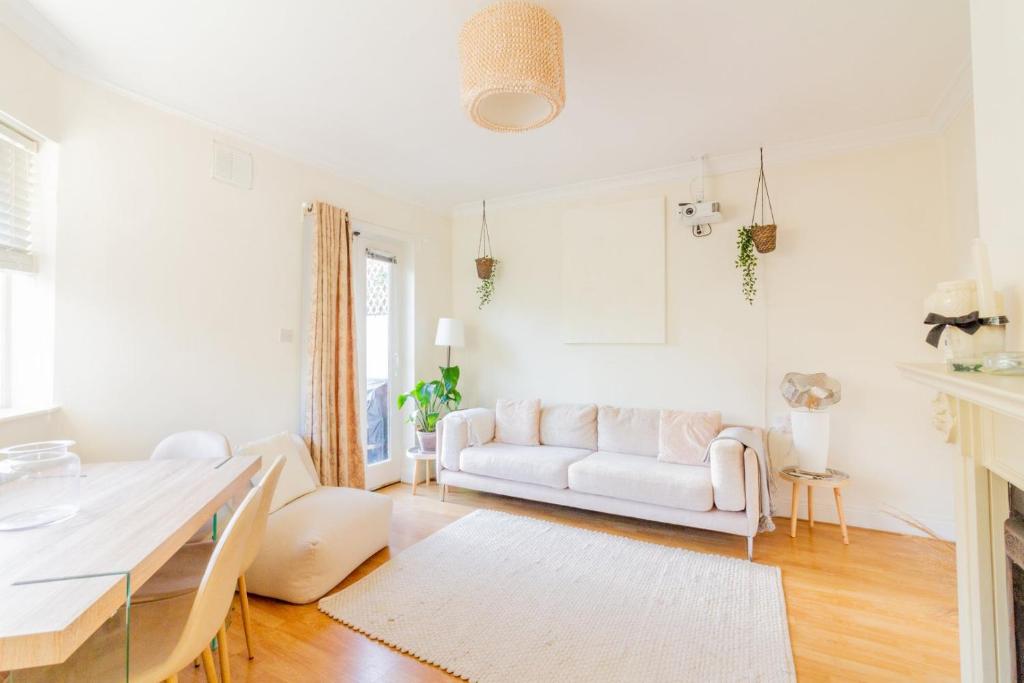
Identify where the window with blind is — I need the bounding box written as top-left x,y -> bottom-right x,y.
0,116 -> 50,413
0,122 -> 37,273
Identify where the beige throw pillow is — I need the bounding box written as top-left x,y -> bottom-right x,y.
495,399 -> 541,446
540,404 -> 598,450
657,410 -> 722,465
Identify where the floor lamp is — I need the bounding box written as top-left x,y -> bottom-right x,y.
435,318 -> 465,368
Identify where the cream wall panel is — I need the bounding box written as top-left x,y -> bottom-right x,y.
561,197 -> 665,344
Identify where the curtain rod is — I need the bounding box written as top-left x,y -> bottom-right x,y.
302,201 -> 365,237
302,201 -> 422,242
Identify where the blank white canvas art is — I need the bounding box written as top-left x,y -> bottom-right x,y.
561,196 -> 665,343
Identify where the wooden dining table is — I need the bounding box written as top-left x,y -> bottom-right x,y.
0,455 -> 260,674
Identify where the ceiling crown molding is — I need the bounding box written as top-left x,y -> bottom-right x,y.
0,0 -> 85,75
452,115 -> 940,215
927,60 -> 973,133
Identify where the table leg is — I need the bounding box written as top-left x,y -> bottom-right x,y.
834,487 -> 849,545
790,481 -> 799,538
425,459 -> 431,486
412,460 -> 420,496
807,486 -> 814,528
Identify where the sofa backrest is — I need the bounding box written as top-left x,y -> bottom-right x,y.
540,404 -> 598,450
597,406 -> 660,456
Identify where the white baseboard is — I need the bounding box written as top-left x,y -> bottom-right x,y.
774,491 -> 956,541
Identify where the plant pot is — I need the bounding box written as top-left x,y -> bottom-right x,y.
416,431 -> 437,453
750,224 -> 777,254
475,257 -> 495,280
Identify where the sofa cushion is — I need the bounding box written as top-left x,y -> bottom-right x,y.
540,403 -> 598,450
460,442 -> 592,489
246,486 -> 392,604
597,406 -> 660,456
236,432 -> 319,513
657,410 -> 722,465
495,398 -> 541,446
567,451 -> 714,512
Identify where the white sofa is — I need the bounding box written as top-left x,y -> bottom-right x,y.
436,404 -> 763,559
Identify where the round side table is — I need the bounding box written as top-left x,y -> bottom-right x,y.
779,465 -> 850,545
407,448 -> 436,496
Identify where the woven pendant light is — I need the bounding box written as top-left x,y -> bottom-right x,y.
459,2 -> 565,133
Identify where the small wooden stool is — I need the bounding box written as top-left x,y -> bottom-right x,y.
407,447 -> 435,495
779,466 -> 850,544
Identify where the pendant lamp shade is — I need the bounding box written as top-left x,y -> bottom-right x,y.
459,2 -> 566,133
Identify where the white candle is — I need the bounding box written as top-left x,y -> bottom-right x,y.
973,238 -> 998,317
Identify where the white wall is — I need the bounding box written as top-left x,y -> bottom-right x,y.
941,105 -> 980,279
452,135 -> 965,538
0,26 -> 452,462
969,0 -> 1024,348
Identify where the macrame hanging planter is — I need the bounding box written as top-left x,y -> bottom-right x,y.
475,200 -> 495,279
748,148 -> 778,254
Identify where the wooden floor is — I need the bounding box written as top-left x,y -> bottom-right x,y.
177,482 -> 959,682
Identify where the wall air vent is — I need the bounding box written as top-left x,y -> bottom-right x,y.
211,141 -> 253,189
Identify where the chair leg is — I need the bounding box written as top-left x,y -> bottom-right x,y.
238,575 -> 255,659
201,647 -> 218,683
746,536 -> 754,562
217,623 -> 232,683
440,483 -> 447,502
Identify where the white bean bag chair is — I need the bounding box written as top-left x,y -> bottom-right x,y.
236,433 -> 393,604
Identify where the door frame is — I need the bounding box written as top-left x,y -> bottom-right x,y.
352,228 -> 407,490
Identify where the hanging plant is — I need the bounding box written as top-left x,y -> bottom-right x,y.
476,259 -> 498,309
736,227 -> 757,305
475,200 -> 497,307
745,147 -> 778,255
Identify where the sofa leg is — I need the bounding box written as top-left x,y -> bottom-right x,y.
440,483 -> 447,502
746,536 -> 754,562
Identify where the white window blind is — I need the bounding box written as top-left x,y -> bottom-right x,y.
0,123 -> 38,273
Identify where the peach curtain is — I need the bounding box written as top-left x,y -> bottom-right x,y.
305,201 -> 365,488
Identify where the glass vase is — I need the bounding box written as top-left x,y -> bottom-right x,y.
0,440 -> 81,531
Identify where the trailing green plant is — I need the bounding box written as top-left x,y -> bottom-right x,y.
735,227 -> 758,305
397,366 -> 462,433
476,259 -> 498,309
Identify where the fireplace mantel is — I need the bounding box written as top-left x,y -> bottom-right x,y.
899,363 -> 1024,421
899,362 -> 1024,682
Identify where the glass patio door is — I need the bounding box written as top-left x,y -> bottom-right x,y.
355,238 -> 403,490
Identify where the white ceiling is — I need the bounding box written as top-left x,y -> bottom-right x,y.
8,0 -> 970,210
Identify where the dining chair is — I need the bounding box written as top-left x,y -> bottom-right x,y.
151,430 -> 232,542
17,469 -> 267,683
134,455 -> 287,661
152,430 -> 231,461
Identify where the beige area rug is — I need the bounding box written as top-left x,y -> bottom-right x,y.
319,510 -> 795,682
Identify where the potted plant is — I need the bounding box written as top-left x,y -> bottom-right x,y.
397,367 -> 462,452
746,147 -> 778,255
475,200 -> 497,308
736,226 -> 758,305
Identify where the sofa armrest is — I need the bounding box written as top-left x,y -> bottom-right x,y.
743,447 -> 760,536
437,408 -> 495,472
708,439 -> 745,511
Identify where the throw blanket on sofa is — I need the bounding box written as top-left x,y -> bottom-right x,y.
705,427 -> 777,533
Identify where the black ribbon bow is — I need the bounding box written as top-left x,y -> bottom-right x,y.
923,311 -> 981,348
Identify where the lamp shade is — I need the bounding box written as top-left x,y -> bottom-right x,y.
435,318 -> 465,348
459,2 -> 565,132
